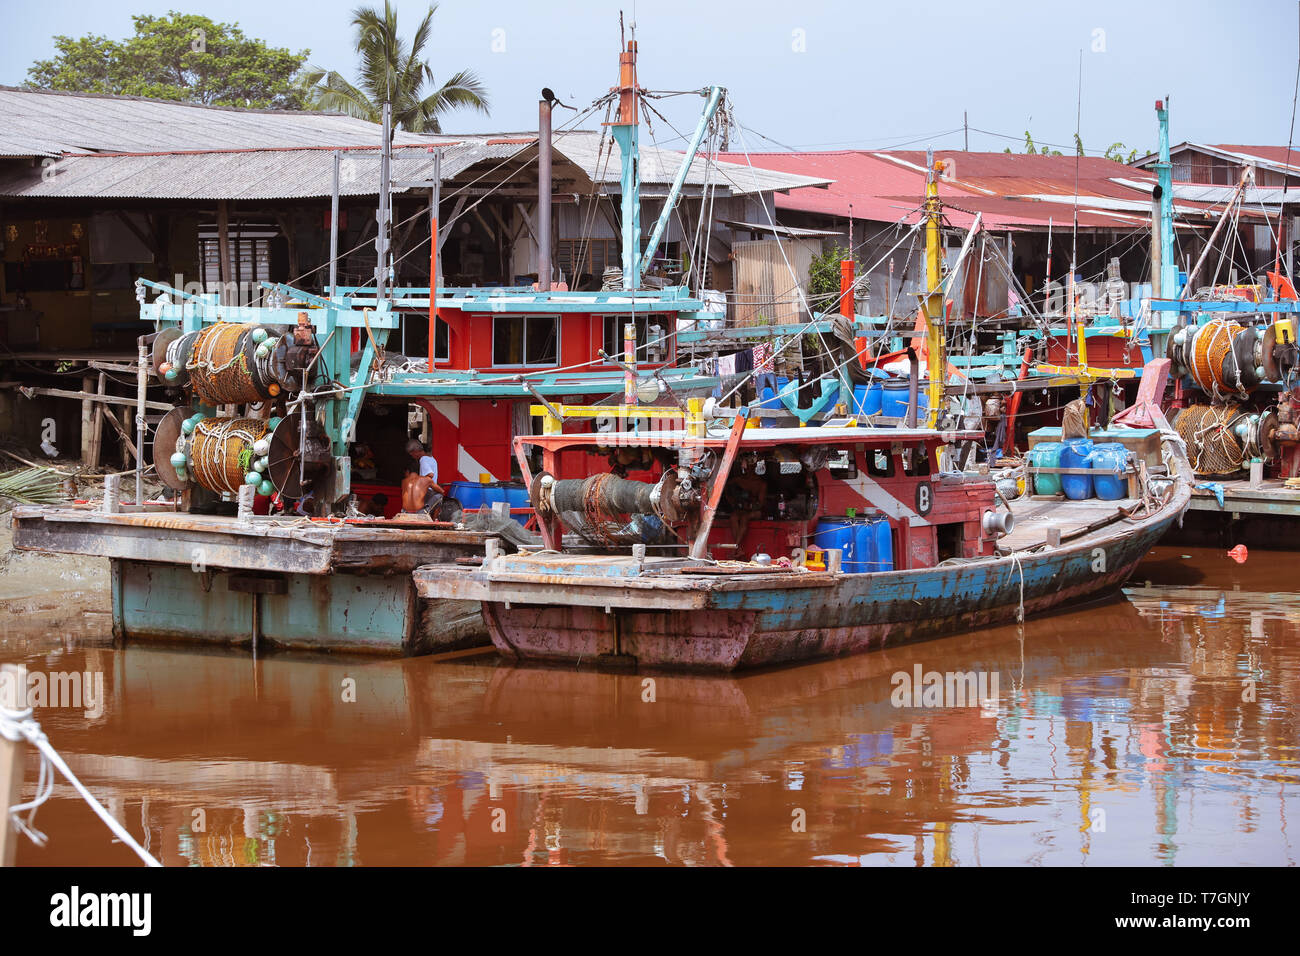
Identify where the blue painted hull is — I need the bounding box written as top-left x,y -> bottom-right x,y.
473,502 -> 1185,672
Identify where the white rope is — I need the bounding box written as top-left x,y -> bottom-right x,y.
1,698 -> 163,867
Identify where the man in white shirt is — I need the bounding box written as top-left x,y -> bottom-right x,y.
406,439 -> 439,483
401,440 -> 448,518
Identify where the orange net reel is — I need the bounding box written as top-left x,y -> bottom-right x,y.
1187,319 -> 1240,394
186,323 -> 269,406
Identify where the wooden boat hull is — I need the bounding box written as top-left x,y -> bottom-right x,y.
416,482 -> 1189,671
483,517 -> 1170,671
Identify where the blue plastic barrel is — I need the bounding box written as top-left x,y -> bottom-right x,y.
852,382 -> 884,416
870,518 -> 894,571
813,519 -> 856,570
1090,442 -> 1129,500
880,380 -> 930,419
1027,442 -> 1063,496
503,484 -> 530,508
448,481 -> 484,509
1060,438 -> 1095,500
852,517 -> 895,573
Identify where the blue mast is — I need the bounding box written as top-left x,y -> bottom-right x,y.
1155,98 -> 1179,299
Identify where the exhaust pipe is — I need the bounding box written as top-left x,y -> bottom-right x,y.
982,509 -> 1015,537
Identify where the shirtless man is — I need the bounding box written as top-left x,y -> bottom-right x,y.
398,461 -> 446,519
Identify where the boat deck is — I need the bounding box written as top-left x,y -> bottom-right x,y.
1186,478 -> 1300,516
11,504 -> 491,575
1001,494 -> 1146,552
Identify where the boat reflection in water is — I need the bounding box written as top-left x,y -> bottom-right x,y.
5,544 -> 1297,866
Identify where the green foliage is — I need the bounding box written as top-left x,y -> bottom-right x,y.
303,1 -> 489,135
26,12 -> 310,108
1073,132 -> 1084,157
808,243 -> 860,305
1021,130 -> 1062,157
1103,142 -> 1140,164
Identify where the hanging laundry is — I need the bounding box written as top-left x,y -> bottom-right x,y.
753,342 -> 775,373
717,354 -> 736,377
735,349 -> 754,375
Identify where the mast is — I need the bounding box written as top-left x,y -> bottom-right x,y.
923,150 -> 944,427
609,38 -> 642,291
376,101 -> 392,302
1154,97 -> 1177,299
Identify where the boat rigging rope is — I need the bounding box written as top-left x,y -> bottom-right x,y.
0,696 -> 163,866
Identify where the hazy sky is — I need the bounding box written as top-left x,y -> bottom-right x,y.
2,0 -> 1296,157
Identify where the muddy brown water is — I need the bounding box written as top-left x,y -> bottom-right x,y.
0,544 -> 1296,866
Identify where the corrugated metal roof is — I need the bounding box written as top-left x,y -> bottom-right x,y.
0,128 -> 827,201
0,85 -> 428,157
717,148 -> 1269,231
0,144 -> 504,200
1133,142 -> 1300,178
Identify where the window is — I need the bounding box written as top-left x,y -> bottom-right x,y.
433,318 -> 450,362
556,239 -> 619,285
827,448 -> 858,479
198,223 -> 276,301
492,314 -> 558,366
866,448 -> 894,478
901,443 -> 932,477
603,314 -> 671,363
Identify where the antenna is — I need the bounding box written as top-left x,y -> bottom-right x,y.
1069,49 -> 1083,360
1278,1 -> 1299,280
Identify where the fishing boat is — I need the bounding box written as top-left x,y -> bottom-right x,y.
9,35 -> 763,654
413,155 -> 1196,672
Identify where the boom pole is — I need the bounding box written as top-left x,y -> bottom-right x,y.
923,152 -> 945,427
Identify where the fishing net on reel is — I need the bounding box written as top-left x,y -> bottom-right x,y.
1172,404 -> 1248,476
190,417 -> 270,495
186,323 -> 284,406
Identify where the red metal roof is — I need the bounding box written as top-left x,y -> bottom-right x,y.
723,149 -> 1260,231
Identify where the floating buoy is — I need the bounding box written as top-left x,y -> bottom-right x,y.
1228,544 -> 1248,563
244,471 -> 261,486
251,327 -> 269,344
158,361 -> 171,376
257,479 -> 274,497
252,438 -> 270,457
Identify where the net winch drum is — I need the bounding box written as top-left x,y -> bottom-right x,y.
153,322 -> 297,404
1168,318 -> 1276,396
266,414 -> 333,499
529,469 -> 692,526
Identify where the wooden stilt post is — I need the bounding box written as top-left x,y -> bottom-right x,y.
0,662 -> 27,867
80,374 -> 94,464
216,200 -> 232,302
87,371 -> 106,469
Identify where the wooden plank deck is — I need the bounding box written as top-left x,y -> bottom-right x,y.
1002,495 -> 1139,552
11,504 -> 491,575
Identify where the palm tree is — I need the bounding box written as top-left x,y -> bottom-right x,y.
304,1 -> 489,135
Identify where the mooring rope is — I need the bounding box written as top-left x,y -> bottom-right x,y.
0,697 -> 162,867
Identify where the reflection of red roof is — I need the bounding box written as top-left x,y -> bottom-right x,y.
720,149 -> 1253,231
